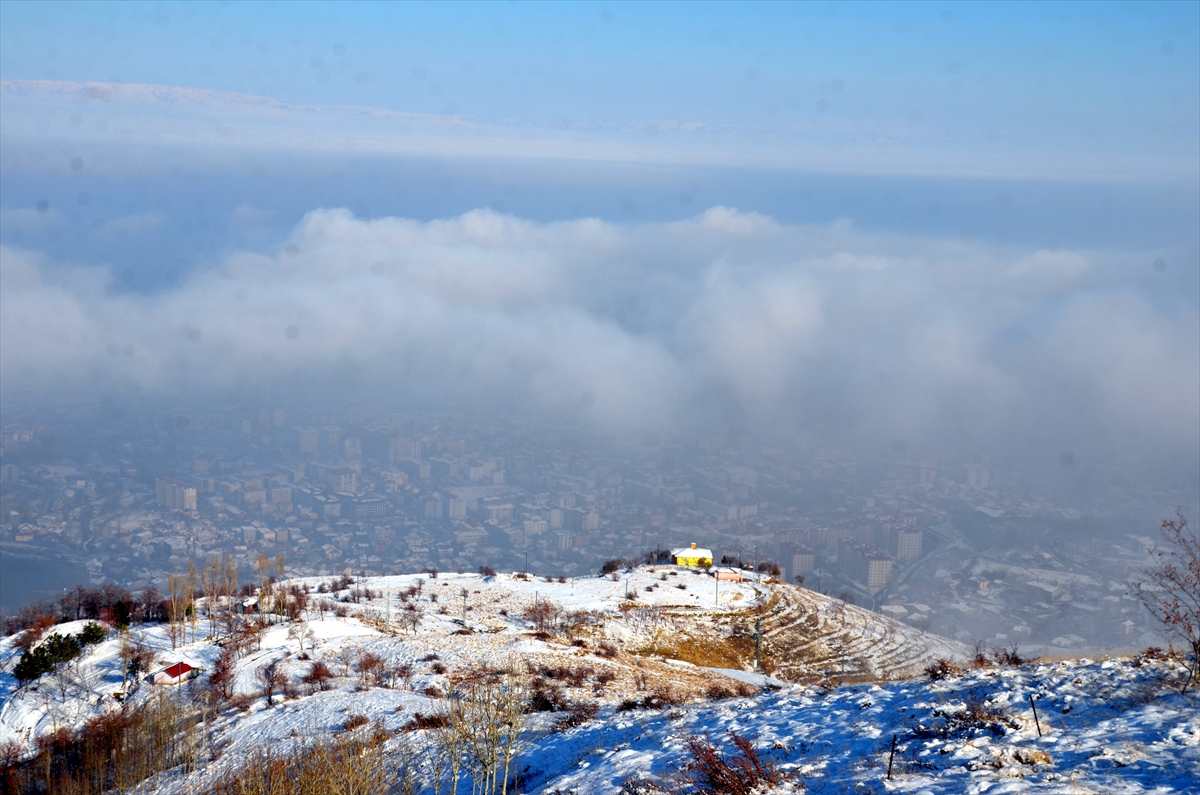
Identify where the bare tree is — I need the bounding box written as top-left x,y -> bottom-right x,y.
255,553 -> 272,620
522,598 -> 560,634
1132,511 -> 1200,692
331,646 -> 357,678
186,559 -> 200,644
439,664 -> 533,795
256,660 -> 287,707
203,556 -> 221,638
401,601 -> 424,635
221,555 -> 240,639
167,570 -> 188,650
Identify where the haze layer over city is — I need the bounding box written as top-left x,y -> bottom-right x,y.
1,1 -> 1197,657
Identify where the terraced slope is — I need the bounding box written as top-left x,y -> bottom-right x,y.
613,578 -> 969,683
756,584 -> 968,681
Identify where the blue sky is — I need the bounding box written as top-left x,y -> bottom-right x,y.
2,1 -> 1197,182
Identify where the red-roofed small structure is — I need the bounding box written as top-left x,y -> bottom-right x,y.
152,661 -> 197,686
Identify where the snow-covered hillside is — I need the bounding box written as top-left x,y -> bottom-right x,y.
2,567 -> 1196,793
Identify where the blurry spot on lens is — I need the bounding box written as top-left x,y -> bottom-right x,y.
1162,41 -> 1174,55
1152,258 -> 1166,272
816,99 -> 830,112
310,55 -> 324,69
70,156 -> 84,171
186,327 -> 202,342
831,77 -> 844,92
940,9 -> 954,22
679,192 -> 692,206
581,392 -> 595,407
891,440 -> 907,455
285,325 -> 300,340
413,66 -> 427,80
285,244 -> 300,257
236,286 -> 248,301
333,43 -> 346,56
370,261 -> 385,274
600,9 -> 613,23
107,342 -> 120,356
1060,451 -> 1075,468
70,112 -> 83,126
621,199 -> 636,215
122,343 -> 135,357
77,192 -> 91,205
35,200 -> 50,213
356,71 -> 370,86
256,42 -> 269,55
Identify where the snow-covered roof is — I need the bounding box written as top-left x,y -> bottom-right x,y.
671,546 -> 712,559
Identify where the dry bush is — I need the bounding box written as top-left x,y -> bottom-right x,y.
593,671 -> 616,692
596,642 -> 619,659
674,732 -> 789,795
12,615 -> 57,652
908,691 -> 1013,740
536,663 -> 590,687
343,713 -> 370,731
971,641 -> 992,669
1131,646 -> 1171,667
402,712 -> 450,731
523,600 -> 561,634
529,682 -> 570,713
358,651 -> 387,686
704,683 -> 737,700
0,691 -> 200,795
207,722 -> 405,795
924,659 -> 966,681
552,701 -> 599,732
991,643 -> 1030,666
302,661 -> 334,694
618,686 -> 683,712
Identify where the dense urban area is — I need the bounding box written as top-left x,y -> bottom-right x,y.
1,399 -> 1194,654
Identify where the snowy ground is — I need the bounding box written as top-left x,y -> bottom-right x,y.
528,656 -> 1199,794
2,568 -> 1194,793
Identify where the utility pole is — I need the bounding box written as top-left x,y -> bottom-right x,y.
461,587 -> 468,620
753,616 -> 762,672
714,573 -> 720,608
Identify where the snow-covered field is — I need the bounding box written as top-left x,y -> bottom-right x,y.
2,567 -> 1196,793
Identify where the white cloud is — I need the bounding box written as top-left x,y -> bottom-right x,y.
1,207 -> 1196,458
